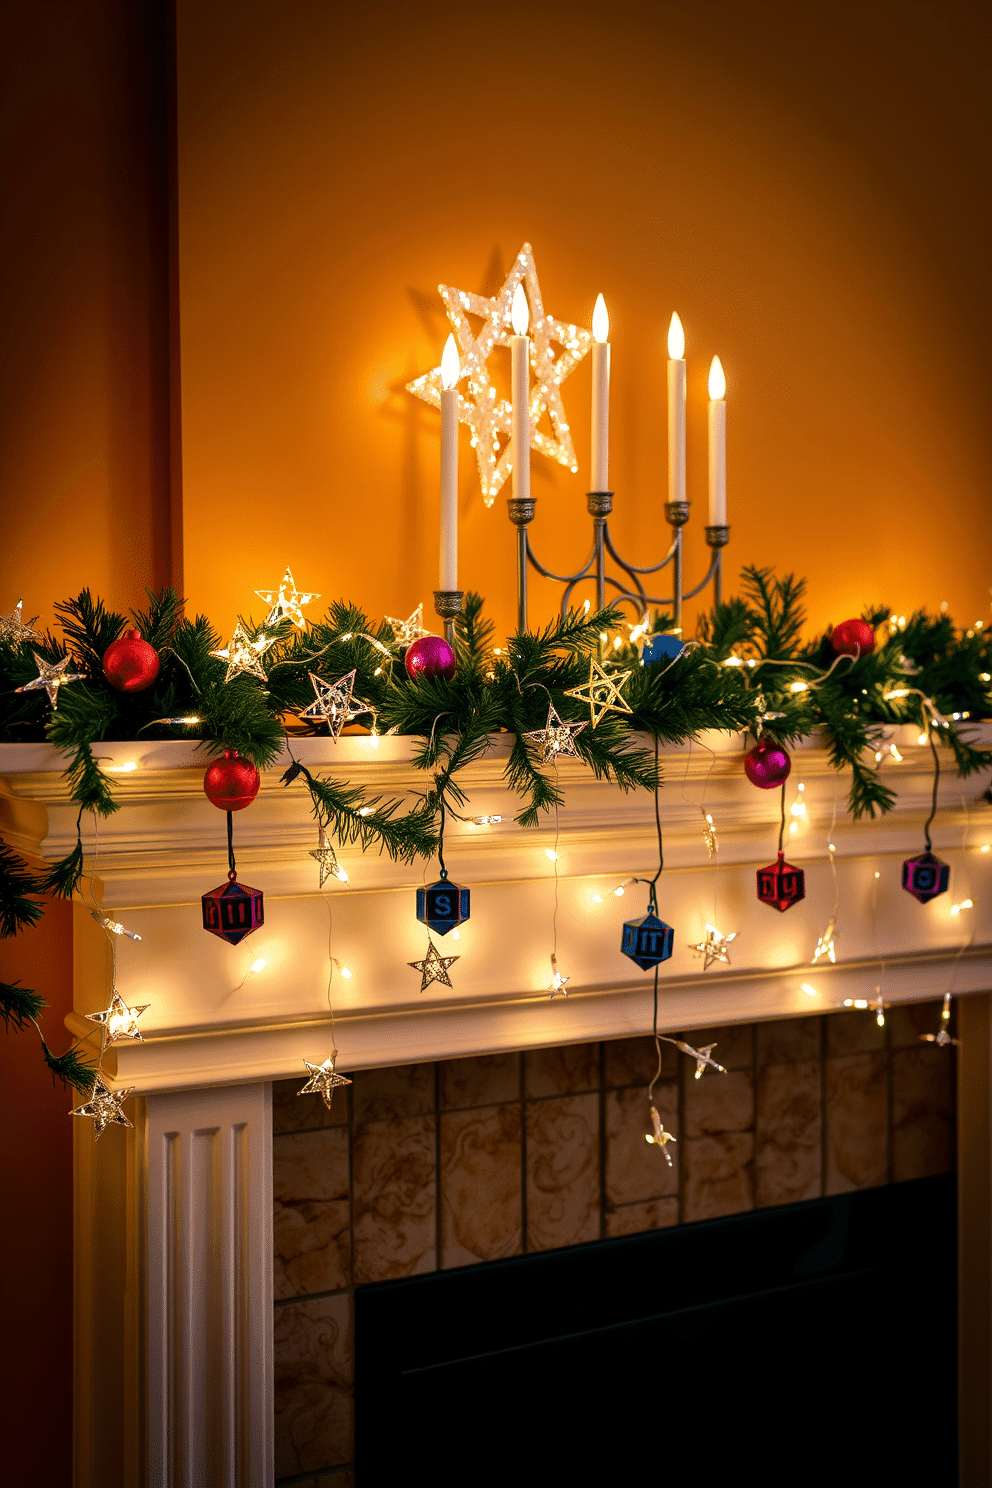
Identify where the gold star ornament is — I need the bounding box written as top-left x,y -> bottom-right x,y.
524,704 -> 587,764
309,829 -> 348,887
255,567 -> 320,628
564,659 -> 632,727
71,1075 -> 134,1139
298,1054 -> 353,1110
0,599 -> 40,646
86,991 -> 149,1044
298,669 -> 373,739
409,940 -> 459,991
385,605 -> 429,647
15,651 -> 85,711
689,923 -> 737,972
407,243 -> 592,505
210,622 -> 276,683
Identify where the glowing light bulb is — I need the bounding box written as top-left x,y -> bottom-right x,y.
667,312 -> 685,359
592,293 -> 609,344
708,355 -> 726,400
800,983 -> 818,997
614,886 -> 625,897
545,848 -> 559,862
250,957 -> 266,974
120,761 -> 138,774
511,282 -> 529,336
451,929 -> 460,941
339,966 -> 353,979
591,893 -> 603,904
440,333 -> 460,391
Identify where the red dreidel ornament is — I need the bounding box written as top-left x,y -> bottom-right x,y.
101,628 -> 160,693
829,618 -> 875,658
202,751 -> 264,943
756,783 -> 806,912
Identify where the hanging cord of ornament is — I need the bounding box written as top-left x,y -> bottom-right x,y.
923,731 -> 941,853
778,781 -> 787,854
546,763 -> 569,995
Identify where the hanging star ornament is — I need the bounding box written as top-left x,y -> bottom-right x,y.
14,651 -> 85,711
298,1054 -> 353,1110
524,704 -> 587,764
812,916 -> 839,965
0,599 -> 40,646
548,953 -> 570,998
565,659 -> 633,727
86,991 -> 149,1044
689,923 -> 737,971
71,1074 -> 134,1139
385,604 -> 429,647
407,243 -> 592,505
254,567 -> 320,629
645,1104 -> 677,1165
409,940 -> 459,991
309,829 -> 344,887
210,622 -> 276,683
298,669 -> 372,739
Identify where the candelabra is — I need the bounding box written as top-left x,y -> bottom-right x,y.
507,491 -> 730,633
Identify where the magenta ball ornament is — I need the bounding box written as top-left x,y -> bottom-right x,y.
744,737 -> 792,789
404,635 -> 457,682
830,618 -> 875,658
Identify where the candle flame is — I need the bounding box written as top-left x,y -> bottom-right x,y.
440,333 -> 460,390
667,312 -> 685,359
511,282 -> 530,336
708,355 -> 726,400
592,293 -> 609,344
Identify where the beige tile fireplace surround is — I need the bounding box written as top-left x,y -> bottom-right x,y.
1,727 -> 988,1485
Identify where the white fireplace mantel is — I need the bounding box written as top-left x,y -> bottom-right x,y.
2,727 -> 990,1091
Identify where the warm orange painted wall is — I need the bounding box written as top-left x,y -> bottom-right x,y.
175,0 -> 990,647
0,0 -> 173,633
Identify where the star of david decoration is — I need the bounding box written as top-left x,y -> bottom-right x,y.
565,659 -> 633,727
15,651 -> 85,711
385,604 -> 429,647
86,991 -> 149,1045
210,622 -> 276,683
254,567 -> 320,629
812,916 -> 838,964
407,243 -> 592,505
0,599 -> 40,646
524,704 -> 587,764
298,1055 -> 353,1111
309,829 -> 343,887
71,1075 -> 134,1139
689,923 -> 737,971
298,670 -> 372,739
408,940 -> 459,991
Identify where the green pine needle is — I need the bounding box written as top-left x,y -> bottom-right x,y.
0,842 -> 45,938
0,979 -> 46,1030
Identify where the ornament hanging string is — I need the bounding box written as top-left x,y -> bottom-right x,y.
924,733 -> 941,852
778,782 -> 787,854
227,810 -> 237,877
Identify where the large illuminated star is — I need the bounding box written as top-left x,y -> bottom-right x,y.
298,1055 -> 352,1111
407,243 -> 592,505
71,1075 -> 134,1139
15,652 -> 85,711
254,567 -> 320,629
210,622 -> 276,683
298,670 -> 373,739
0,599 -> 40,646
86,991 -> 150,1045
564,659 -> 633,727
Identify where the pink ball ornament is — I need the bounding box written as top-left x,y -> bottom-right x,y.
404,635 -> 457,682
744,737 -> 792,789
830,618 -> 875,658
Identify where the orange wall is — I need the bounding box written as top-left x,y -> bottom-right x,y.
175,0 -> 990,646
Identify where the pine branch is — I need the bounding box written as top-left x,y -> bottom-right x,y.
280,759 -> 438,863
0,979 -> 45,1030
130,587 -> 185,650
41,1041 -> 97,1094
40,839 -> 84,900
53,591 -> 127,676
740,566 -> 807,659
0,842 -> 45,937
454,591 -> 495,679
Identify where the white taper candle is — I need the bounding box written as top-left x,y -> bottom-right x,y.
707,355 -> 726,526
439,333 -> 460,589
510,282 -> 531,503
667,312 -> 686,506
590,293 -> 610,491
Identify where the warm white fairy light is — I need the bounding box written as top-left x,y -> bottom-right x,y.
545,848 -> 559,862
950,898 -> 973,915
843,997 -> 870,1010
644,1105 -> 677,1165
470,815 -> 503,826
549,953 -> 570,998
90,909 -> 141,942
921,993 -> 958,1047
249,957 -> 266,974
874,989 -> 885,1027
812,916 -> 838,964
800,983 -> 819,997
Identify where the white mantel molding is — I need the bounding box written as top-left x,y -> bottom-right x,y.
2,729 -> 990,1093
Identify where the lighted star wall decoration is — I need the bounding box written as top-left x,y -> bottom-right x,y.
86,991 -> 149,1045
407,243 -> 592,505
689,923 -> 737,971
210,622 -> 275,683
385,605 -> 429,647
15,652 -> 85,711
564,659 -> 633,727
71,1075 -> 134,1139
298,1055 -> 353,1110
255,567 -> 320,629
409,940 -> 459,991
524,704 -> 587,764
298,670 -> 372,738
0,599 -> 40,646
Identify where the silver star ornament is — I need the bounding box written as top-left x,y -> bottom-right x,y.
15,651 -> 85,710
298,1055 -> 353,1111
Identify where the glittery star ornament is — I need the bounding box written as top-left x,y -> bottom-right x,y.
385,605 -> 429,647
86,991 -> 149,1044
210,622 -> 275,683
254,567 -> 319,628
309,829 -> 344,887
14,651 -> 85,711
298,1055 -> 353,1110
689,923 -> 737,971
565,659 -> 632,727
0,599 -> 40,646
408,940 -> 459,991
407,243 -> 592,505
298,670 -> 372,738
645,1104 -> 677,1165
524,704 -> 587,764
71,1074 -> 134,1139
812,916 -> 839,965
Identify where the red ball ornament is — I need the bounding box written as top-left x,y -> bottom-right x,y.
830,618 -> 875,658
203,750 -> 260,812
404,635 -> 457,682
744,737 -> 792,789
102,628 -> 160,693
